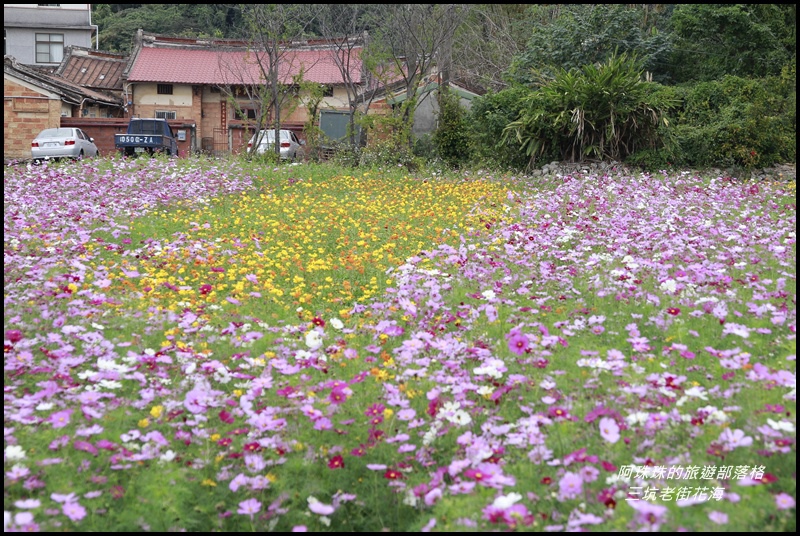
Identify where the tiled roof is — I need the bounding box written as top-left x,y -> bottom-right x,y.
127,47 -> 362,86
57,48 -> 126,91
5,55 -> 122,106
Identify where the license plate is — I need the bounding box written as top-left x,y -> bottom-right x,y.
134,147 -> 145,153
45,142 -> 58,148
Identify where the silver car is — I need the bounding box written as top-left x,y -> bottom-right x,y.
246,129 -> 304,161
32,127 -> 99,162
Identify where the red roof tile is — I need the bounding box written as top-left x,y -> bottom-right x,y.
127,47 -> 362,86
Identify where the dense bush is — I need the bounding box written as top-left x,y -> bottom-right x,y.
466,86 -> 532,172
432,87 -> 470,168
668,71 -> 796,169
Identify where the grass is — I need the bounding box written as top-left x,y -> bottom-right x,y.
4,155 -> 796,532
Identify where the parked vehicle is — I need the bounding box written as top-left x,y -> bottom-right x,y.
31,127 -> 99,162
247,129 -> 304,161
115,118 -> 178,157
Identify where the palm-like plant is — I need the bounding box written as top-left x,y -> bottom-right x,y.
504,53 -> 680,167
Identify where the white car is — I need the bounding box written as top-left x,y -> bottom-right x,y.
247,129 -> 304,161
31,127 -> 99,162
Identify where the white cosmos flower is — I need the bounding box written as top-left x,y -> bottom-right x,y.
625,412 -> 649,426
481,289 -> 497,300
476,386 -> 495,397
449,410 -> 472,426
5,445 -> 26,461
305,330 -> 323,350
660,279 -> 677,293
767,418 -> 795,433
492,492 -> 522,509
329,318 -> 344,330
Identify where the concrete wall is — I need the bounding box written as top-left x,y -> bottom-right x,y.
4,4 -> 93,66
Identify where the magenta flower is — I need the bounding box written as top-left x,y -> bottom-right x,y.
364,403 -> 385,417
237,498 -> 262,520
328,389 -> 347,405
508,332 -> 530,355
599,417 -> 620,444
73,440 -> 98,456
6,329 -> 23,343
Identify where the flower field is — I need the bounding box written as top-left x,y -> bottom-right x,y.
4,157 -> 796,532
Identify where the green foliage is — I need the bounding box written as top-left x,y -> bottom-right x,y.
507,4 -> 672,85
504,53 -> 680,167
92,4 -> 244,53
432,88 -> 470,168
669,72 -> 797,169
466,86 -> 532,172
668,4 -> 796,84
357,139 -> 422,171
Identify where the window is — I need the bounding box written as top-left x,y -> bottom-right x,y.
322,85 -> 334,97
35,33 -> 64,63
157,84 -> 174,95
155,111 -> 177,120
236,108 -> 259,121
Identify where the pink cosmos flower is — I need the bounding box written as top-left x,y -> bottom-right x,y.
557,472 -> 583,501
237,498 -> 262,520
599,417 -> 620,444
718,428 -> 753,450
775,492 -> 795,510
308,498 -> 335,515
708,511 -> 728,524
49,409 -> 73,429
62,501 -> 87,522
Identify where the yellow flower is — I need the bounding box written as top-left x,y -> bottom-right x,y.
266,473 -> 277,483
138,418 -> 149,428
383,408 -> 394,419
201,479 -> 217,487
374,370 -> 389,382
150,405 -> 164,419
210,434 -> 221,442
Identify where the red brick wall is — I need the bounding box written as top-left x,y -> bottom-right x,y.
60,117 -> 196,157
4,78 -> 62,160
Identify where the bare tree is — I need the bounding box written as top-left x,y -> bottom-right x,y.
368,4 -> 471,147
451,4 -> 531,93
217,4 -> 317,159
314,4 -> 381,148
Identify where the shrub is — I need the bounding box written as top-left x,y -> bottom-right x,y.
503,53 -> 679,167
432,87 -> 470,168
467,86 -> 531,172
670,73 -> 796,169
